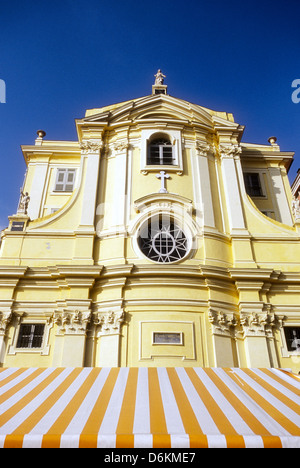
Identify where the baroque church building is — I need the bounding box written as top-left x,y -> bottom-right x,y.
1,73 -> 300,373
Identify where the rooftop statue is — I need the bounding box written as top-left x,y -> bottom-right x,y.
154,69 -> 166,85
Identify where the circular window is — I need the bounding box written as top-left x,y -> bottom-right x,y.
137,214 -> 188,263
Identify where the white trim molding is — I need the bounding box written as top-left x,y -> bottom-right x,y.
140,128 -> 183,173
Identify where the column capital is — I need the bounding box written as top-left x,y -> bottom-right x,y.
54,309 -> 91,335
0,311 -> 12,336
240,306 -> 278,338
79,139 -> 103,154
208,309 -> 237,337
94,309 -> 125,335
219,143 -> 242,159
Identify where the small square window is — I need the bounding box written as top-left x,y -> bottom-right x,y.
54,169 -> 76,192
17,324 -> 45,349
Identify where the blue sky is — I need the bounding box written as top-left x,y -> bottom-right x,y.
0,0 -> 300,230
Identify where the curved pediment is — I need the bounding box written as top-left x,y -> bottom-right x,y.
80,94 -> 239,129
77,94 -> 243,144
113,94 -> 214,127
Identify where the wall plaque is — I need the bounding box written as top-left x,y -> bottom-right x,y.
152,332 -> 182,345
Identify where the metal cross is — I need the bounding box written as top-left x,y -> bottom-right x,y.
156,171 -> 170,193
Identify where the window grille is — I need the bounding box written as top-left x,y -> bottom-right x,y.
147,138 -> 174,165
16,324 -> 45,348
138,215 -> 188,263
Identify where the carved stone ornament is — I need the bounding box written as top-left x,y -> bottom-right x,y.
113,142 -> 130,153
94,310 -> 125,335
219,144 -> 242,158
240,310 -> 277,338
195,141 -> 215,156
292,197 -> 300,220
54,309 -> 91,335
0,311 -> 12,336
80,139 -> 103,154
208,309 -> 237,337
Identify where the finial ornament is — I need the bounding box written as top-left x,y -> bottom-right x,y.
268,136 -> 277,145
37,130 -> 46,139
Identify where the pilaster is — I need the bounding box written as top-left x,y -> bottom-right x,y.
53,308 -> 91,366
110,141 -> 131,234
219,144 -> 257,267
27,161 -> 50,220
0,309 -> 12,365
208,308 -> 238,366
268,166 -> 293,226
193,141 -> 216,229
219,144 -> 246,233
78,139 -> 103,230
239,304 -> 279,367
94,308 -> 125,366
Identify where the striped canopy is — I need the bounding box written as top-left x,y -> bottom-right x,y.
0,367 -> 299,448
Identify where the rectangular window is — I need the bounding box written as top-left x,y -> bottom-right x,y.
153,332 -> 182,344
243,172 -> 263,197
54,168 -> 76,192
148,141 -> 174,165
284,327 -> 300,352
11,221 -> 25,231
16,324 -> 45,349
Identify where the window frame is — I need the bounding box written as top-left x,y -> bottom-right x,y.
243,171 -> 267,198
243,172 -> 264,197
283,326 -> 300,353
8,318 -> 52,356
147,138 -> 175,166
137,213 -> 190,264
54,168 -> 76,192
16,323 -> 45,349
280,325 -> 300,357
140,129 -> 183,173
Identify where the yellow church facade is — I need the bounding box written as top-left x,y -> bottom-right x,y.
1,78 -> 300,373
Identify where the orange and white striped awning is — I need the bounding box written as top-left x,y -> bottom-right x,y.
0,367 -> 299,448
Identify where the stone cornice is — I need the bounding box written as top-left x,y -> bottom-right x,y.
0,266 -> 28,277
